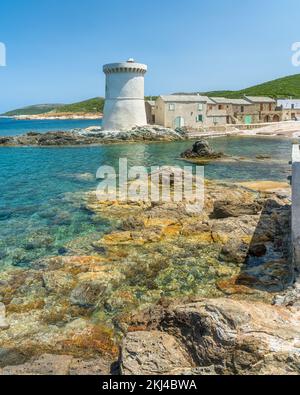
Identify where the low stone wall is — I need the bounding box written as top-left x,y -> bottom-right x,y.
292,144 -> 300,270
186,121 -> 295,134
234,122 -> 279,130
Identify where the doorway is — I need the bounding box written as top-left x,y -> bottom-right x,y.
244,115 -> 252,125
174,116 -> 185,128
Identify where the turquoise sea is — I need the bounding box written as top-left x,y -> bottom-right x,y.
0,118 -> 293,270
0,117 -> 102,136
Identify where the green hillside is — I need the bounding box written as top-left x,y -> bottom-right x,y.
2,98 -> 105,116
3,104 -> 63,116
2,96 -> 157,116
203,74 -> 300,99
57,97 -> 104,114
3,73 -> 300,116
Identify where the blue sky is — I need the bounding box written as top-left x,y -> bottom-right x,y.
0,0 -> 300,112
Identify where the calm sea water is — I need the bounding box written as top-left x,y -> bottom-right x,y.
0,117 -> 102,136
0,134 -> 292,270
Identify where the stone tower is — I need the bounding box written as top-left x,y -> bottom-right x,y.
102,59 -> 148,131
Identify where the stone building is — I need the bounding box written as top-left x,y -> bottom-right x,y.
208,97 -> 258,125
205,97 -> 231,125
151,94 -> 293,129
154,95 -> 215,129
277,99 -> 300,120
243,96 -> 280,123
153,95 -> 265,128
145,100 -> 156,124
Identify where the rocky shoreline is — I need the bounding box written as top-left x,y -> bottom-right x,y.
1,124 -> 299,148
0,126 -> 188,147
0,173 -> 299,375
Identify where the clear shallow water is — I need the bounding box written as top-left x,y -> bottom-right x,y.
0,117 -> 102,136
0,137 -> 292,269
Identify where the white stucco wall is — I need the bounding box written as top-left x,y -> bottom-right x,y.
102,61 -> 148,131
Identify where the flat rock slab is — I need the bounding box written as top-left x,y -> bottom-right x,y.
120,298 -> 300,375
236,181 -> 291,196
121,331 -> 193,375
0,354 -> 111,375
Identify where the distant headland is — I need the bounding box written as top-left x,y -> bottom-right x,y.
2,73 -> 300,120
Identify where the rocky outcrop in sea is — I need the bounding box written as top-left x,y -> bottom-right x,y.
0,126 -> 187,147
181,140 -> 224,160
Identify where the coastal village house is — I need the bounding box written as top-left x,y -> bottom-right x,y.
277,99 -> 300,120
154,95 -> 214,129
150,94 -> 291,129
207,97 -> 256,125
145,100 -> 156,124
243,96 -> 278,123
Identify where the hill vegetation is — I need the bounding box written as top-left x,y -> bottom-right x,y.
57,97 -> 105,114
174,74 -> 300,99
202,74 -> 300,99
2,98 -> 105,116
2,97 -> 159,117
3,104 -> 63,116
3,74 -> 300,116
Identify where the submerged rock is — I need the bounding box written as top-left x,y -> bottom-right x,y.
70,280 -> 107,308
42,271 -> 76,294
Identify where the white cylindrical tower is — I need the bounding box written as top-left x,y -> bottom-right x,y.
102,59 -> 148,131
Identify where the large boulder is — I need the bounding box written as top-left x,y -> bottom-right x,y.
212,200 -> 262,219
181,140 -> 223,160
120,298 -> 300,375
